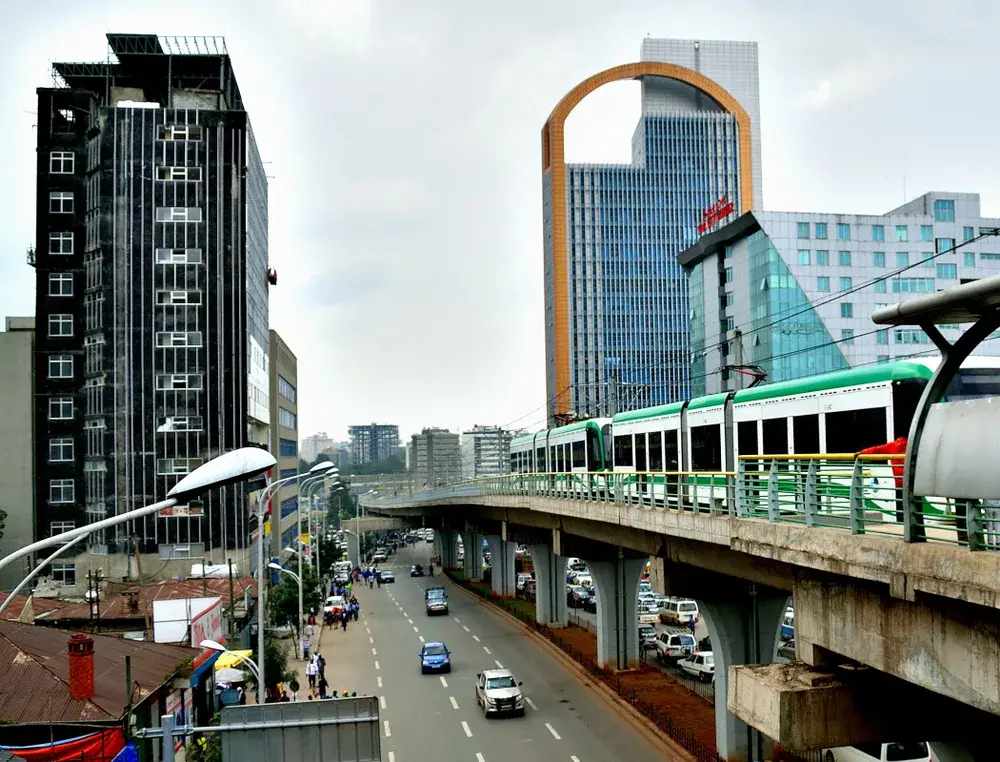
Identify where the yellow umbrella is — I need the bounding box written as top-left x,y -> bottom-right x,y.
214,650 -> 254,670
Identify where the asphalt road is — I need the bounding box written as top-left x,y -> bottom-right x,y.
342,542 -> 667,762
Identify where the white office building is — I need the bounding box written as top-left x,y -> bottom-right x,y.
679,191 -> 1000,396
460,426 -> 513,479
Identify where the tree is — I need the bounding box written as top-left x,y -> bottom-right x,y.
263,633 -> 296,695
0,509 -> 7,541
267,563 -> 322,629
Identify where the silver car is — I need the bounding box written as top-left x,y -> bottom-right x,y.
475,668 -> 525,717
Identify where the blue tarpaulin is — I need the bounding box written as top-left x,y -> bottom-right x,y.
111,743 -> 138,762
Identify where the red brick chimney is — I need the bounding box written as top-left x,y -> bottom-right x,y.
67,633 -> 95,700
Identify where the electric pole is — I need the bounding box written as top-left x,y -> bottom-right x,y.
608,371 -> 619,417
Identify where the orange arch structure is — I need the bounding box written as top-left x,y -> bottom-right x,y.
542,62 -> 754,420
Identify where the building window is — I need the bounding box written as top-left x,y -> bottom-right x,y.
48,355 -> 73,379
156,458 -> 203,476
49,397 -> 74,420
841,329 -> 855,345
963,226 -> 975,242
798,249 -> 810,265
724,267 -> 733,283
49,273 -> 74,296
933,199 -> 955,222
937,263 -> 958,280
155,207 -> 203,223
50,151 -> 75,174
49,437 -> 74,462
920,225 -> 933,242
839,276 -> 853,291
158,125 -> 204,141
982,253 -> 1000,262
896,225 -> 908,242
51,563 -> 76,586
155,373 -> 203,390
876,329 -> 888,345
874,279 -> 886,293
892,278 -> 936,293
49,232 -> 74,255
838,250 -> 851,266
837,223 -> 850,240
964,251 -> 976,267
48,314 -> 74,338
816,276 -> 830,292
723,291 -> 734,307
156,290 -> 203,305
279,408 -> 297,429
280,468 -> 298,480
156,166 -> 203,182
155,248 -> 204,264
896,252 -> 910,267
156,416 -> 204,432
49,192 -> 74,214
816,250 -> 829,266
280,496 -> 299,519
873,252 -> 886,267
877,355 -> 890,364
895,329 -> 931,344
872,225 -> 884,242
50,521 -> 75,535
279,439 -> 298,458
50,479 -> 75,504
936,238 -> 955,254
155,332 -> 203,348
840,302 -> 853,318
797,222 -> 810,238
815,222 -> 828,239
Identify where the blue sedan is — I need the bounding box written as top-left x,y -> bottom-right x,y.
420,642 -> 452,674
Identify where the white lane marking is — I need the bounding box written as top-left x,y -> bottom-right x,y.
377,676 -> 383,688
372,647 -> 378,655
545,723 -> 561,740
462,625 -> 470,632
571,757 -> 580,762
449,695 -> 459,709
380,695 -> 387,709
407,618 -> 414,625
375,660 -> 380,670
413,626 -> 419,633
363,620 -> 368,625
418,635 -> 425,643
476,754 -> 486,762
525,696 -> 538,711
384,720 -> 391,737
439,675 -> 448,688
472,635 -> 480,642
366,627 -> 371,634
369,636 -> 374,644
454,617 -> 460,623
461,721 -> 473,738
494,660 -> 504,669
483,646 -> 491,655
388,753 -> 395,762
402,611 -> 407,616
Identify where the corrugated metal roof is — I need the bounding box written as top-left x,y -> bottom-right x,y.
42,577 -> 257,623
0,621 -> 198,723
0,594 -> 66,620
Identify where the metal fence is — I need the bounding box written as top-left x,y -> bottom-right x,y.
365,454 -> 1000,550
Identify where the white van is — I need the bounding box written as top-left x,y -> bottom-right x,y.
659,599 -> 700,626
822,741 -> 935,762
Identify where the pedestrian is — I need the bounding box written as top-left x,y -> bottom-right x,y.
306,656 -> 318,692
368,573 -> 375,589
857,436 -> 908,524
686,616 -> 696,636
302,635 -> 311,660
352,599 -> 360,621
375,573 -> 381,589
318,677 -> 328,699
340,607 -> 349,631
317,653 -> 326,681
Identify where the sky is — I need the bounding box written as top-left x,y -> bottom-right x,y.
4,0 -> 1000,443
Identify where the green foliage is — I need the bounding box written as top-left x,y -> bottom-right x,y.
186,713 -> 222,762
267,563 -> 322,628
264,633 -> 296,693
344,456 -> 405,475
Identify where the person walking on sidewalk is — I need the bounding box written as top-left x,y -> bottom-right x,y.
306,657 -> 318,694
340,607 -> 349,631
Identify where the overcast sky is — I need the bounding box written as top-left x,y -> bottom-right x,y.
4,0 -> 1000,443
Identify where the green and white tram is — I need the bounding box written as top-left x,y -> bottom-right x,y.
510,419 -> 611,494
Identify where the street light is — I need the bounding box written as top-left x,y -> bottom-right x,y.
200,639 -> 261,684
254,460 -> 334,698
0,533 -> 86,618
0,447 -> 276,577
302,475 -> 341,577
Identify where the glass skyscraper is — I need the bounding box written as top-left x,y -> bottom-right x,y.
542,38 -> 762,423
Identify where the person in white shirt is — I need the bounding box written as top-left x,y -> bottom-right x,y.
306,656 -> 318,694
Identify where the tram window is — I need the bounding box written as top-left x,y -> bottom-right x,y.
793,415 -> 820,454
648,432 -> 663,470
892,379 -> 924,438
737,421 -> 759,456
601,424 -> 612,468
825,407 -> 887,452
510,454 -> 517,473
762,417 -> 788,454
536,447 -> 545,472
663,431 -> 679,470
691,425 -> 722,471
946,368 -> 1000,401
614,435 -> 633,467
549,447 -> 556,472
572,440 -> 585,469
634,434 -> 647,471
587,429 -> 602,471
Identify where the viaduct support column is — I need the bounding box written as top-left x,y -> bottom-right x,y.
484,535 -> 515,597
699,587 -> 787,762
528,544 -> 567,626
433,531 -> 446,568
462,531 -> 483,580
589,555 -> 645,670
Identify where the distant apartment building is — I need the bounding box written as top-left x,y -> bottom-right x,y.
460,425 -> 513,479
0,319 -> 36,589
31,34 -> 270,590
410,428 -> 461,488
349,423 -> 400,465
300,432 -> 334,464
268,330 -> 298,559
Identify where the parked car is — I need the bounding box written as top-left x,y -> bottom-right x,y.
475,668 -> 525,717
654,631 -> 696,663
780,606 -> 795,641
637,602 -> 660,625
411,564 -> 425,577
372,551 -> 387,563
821,741 -> 937,762
678,652 -> 715,682
516,573 -> 533,592
419,642 -> 452,674
566,584 -> 591,609
637,623 -> 657,651
776,639 -> 796,662
659,599 -> 700,626
379,570 -> 396,583
323,595 -> 346,617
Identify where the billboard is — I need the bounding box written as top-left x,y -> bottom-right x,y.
191,598 -> 224,646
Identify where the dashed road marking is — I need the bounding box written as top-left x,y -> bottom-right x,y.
525,697 -> 538,711
462,625 -> 470,632
407,618 -> 413,625
380,695 -> 387,709
418,635 -> 425,643
413,626 -> 419,633
494,660 -> 503,669
571,757 -> 580,762
476,754 -> 486,762
472,635 -> 480,642
454,617 -> 460,623
377,676 -> 383,688
372,647 -> 377,655
375,660 -> 380,670
449,696 -> 459,709
462,721 -> 473,738
545,723 -> 561,740
369,636 -> 374,644
388,753 -> 395,762
483,646 -> 491,655
439,676 -> 448,688
384,720 -> 392,737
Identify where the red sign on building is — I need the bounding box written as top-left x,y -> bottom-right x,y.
697,195 -> 736,235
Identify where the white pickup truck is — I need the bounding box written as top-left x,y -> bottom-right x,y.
654,629 -> 697,663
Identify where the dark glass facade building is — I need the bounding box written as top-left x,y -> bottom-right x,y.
32,34 -> 268,569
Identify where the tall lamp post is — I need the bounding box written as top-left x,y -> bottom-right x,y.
304,476 -> 342,578
255,460 -> 335,698
288,470 -> 334,659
